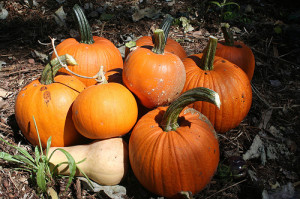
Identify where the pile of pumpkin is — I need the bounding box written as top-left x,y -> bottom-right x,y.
14,4 -> 254,198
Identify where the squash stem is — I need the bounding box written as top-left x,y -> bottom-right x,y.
152,29 -> 166,54
200,36 -> 218,71
40,54 -> 77,85
161,87 -> 221,132
73,4 -> 94,44
159,14 -> 174,44
221,23 -> 234,46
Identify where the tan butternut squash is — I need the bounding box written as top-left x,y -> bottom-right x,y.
47,138 -> 128,185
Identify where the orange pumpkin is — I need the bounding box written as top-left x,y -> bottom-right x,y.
123,29 -> 186,109
72,80 -> 138,139
125,14 -> 187,59
129,87 -> 220,198
182,36 -> 252,133
215,24 -> 255,80
52,4 -> 123,86
15,55 -> 86,148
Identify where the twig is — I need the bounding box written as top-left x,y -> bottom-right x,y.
205,179 -> 247,199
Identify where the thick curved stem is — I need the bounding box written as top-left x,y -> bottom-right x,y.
159,14 -> 174,44
161,87 -> 221,132
73,4 -> 94,44
200,36 -> 218,71
221,23 -> 234,46
152,29 -> 166,54
40,54 -> 77,85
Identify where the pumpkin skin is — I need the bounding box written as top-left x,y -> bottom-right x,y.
129,107 -> 219,198
15,73 -> 86,148
182,37 -> 252,133
216,41 -> 255,80
123,30 -> 186,109
52,5 -> 123,86
72,83 -> 138,139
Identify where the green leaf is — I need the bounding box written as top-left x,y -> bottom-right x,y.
210,1 -> 221,7
0,152 -> 22,163
224,2 -> 240,9
12,155 -> 37,169
45,136 -> 52,160
37,162 -> 47,192
35,146 -> 40,166
53,149 -> 77,191
32,116 -> 44,155
0,137 -> 35,163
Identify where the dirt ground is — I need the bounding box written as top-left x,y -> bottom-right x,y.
0,0 -> 299,198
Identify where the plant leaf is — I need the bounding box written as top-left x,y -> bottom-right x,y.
224,2 -> 240,9
35,146 -> 40,166
12,155 -> 37,169
0,152 -> 22,163
210,1 -> 221,7
45,136 -> 52,160
0,136 -> 35,163
53,149 -> 77,191
37,162 -> 47,192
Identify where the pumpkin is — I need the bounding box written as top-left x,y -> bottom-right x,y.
47,138 -> 128,185
129,87 -> 221,198
182,36 -> 252,133
72,73 -> 138,139
52,4 -> 123,86
125,14 -> 187,59
15,55 -> 87,148
123,29 -> 186,109
215,23 -> 255,80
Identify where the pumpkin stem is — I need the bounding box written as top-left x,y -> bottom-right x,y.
200,36 -> 218,71
40,54 -> 78,85
221,23 -> 234,46
95,66 -> 108,84
159,14 -> 174,44
73,4 -> 94,44
161,87 -> 221,132
152,29 -> 166,54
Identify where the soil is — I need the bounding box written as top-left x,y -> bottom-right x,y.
0,0 -> 299,198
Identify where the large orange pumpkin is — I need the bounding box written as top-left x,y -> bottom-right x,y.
123,29 -> 186,109
52,4 -> 123,86
215,24 -> 255,80
72,80 -> 138,139
125,14 -> 187,60
182,36 -> 252,133
15,55 -> 86,148
129,87 -> 220,198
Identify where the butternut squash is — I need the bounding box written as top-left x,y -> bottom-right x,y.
47,138 -> 128,185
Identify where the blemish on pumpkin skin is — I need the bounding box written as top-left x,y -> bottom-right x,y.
40,86 -> 47,91
75,110 -> 78,115
221,60 -> 226,63
43,91 -> 51,104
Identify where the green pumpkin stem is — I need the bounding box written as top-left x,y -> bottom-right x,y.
221,23 -> 234,46
159,14 -> 174,44
152,29 -> 166,54
40,54 -> 77,85
161,87 -> 221,132
200,36 -> 218,71
73,4 -> 94,44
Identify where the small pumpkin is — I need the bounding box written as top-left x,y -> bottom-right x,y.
123,29 -> 186,109
15,55 -> 86,148
72,71 -> 138,139
47,138 -> 128,185
52,4 -> 123,86
182,36 -> 252,133
129,87 -> 221,198
215,23 -> 255,80
125,14 -> 187,59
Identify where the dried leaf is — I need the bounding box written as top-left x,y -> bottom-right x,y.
53,6 -> 67,27
132,7 -> 161,22
243,134 -> 267,165
180,17 -> 194,33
